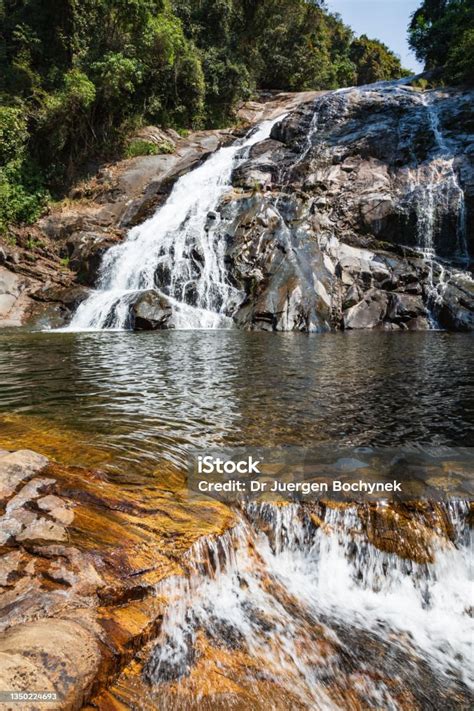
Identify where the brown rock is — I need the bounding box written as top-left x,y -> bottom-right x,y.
37,495 -> 75,526
0,620 -> 101,710
16,517 -> 67,544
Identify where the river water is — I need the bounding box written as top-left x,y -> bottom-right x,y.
0,330 -> 473,709
0,330 -> 472,477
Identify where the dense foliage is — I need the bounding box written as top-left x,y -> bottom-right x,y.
409,0 -> 474,84
0,0 -> 407,230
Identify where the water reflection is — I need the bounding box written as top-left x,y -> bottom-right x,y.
0,331 -> 472,477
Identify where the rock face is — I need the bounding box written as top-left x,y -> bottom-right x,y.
223,85 -> 474,331
0,448 -> 234,710
1,85 -> 472,331
130,290 -> 174,330
0,267 -> 39,327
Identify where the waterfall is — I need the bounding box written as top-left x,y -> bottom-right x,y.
68,117 -> 284,331
415,93 -> 469,263
144,501 -> 473,709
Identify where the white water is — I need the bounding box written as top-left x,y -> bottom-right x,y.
69,117 -> 284,331
414,93 -> 469,263
146,502 -> 473,708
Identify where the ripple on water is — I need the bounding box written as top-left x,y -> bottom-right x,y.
0,330 -> 472,478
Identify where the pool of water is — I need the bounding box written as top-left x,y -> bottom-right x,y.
0,330 -> 472,477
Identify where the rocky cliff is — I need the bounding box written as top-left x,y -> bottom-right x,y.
224,84 -> 474,332
0,84 -> 472,331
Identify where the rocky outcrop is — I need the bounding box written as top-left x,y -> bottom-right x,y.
0,267 -> 40,327
0,448 -> 234,709
223,85 -> 474,332
0,91 -> 323,328
130,290 -> 174,330
2,85 -> 472,331
0,446 -> 470,709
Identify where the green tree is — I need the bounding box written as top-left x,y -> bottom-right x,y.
0,0 -> 413,231
408,0 -> 474,84
350,35 -> 410,85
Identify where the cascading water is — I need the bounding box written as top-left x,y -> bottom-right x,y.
144,501 -> 473,710
401,91 -> 471,327
68,117 -> 284,331
413,93 -> 469,264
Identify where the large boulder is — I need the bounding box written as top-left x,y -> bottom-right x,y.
436,273 -> 474,331
130,290 -> 174,330
343,289 -> 389,330
387,293 -> 428,323
0,267 -> 37,327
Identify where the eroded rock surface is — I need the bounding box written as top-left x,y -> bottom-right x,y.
0,449 -> 234,709
0,447 -> 471,709
224,85 -> 474,332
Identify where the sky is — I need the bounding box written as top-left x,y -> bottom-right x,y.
326,0 -> 424,73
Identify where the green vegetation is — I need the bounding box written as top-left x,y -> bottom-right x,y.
349,36 -> 411,85
0,0 -> 409,231
409,0 -> 474,84
125,140 -> 160,158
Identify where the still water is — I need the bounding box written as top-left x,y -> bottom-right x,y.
0,330 -> 472,476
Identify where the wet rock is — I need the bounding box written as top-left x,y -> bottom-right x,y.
358,502 -> 452,564
387,293 -> 428,323
0,448 -> 234,709
130,290 -> 174,330
224,86 -> 473,332
344,289 -> 389,329
66,231 -> 122,286
436,273 -> 474,331
35,284 -> 91,310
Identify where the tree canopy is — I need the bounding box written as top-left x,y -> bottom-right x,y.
409,0 -> 474,84
0,0 -> 408,231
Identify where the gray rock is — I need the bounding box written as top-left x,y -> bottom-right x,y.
344,290 -> 389,330
436,274 -> 474,331
130,290 -> 174,330
387,293 -> 427,323
0,267 -> 35,327
0,450 -> 49,502
222,85 -> 473,333
66,231 -> 121,286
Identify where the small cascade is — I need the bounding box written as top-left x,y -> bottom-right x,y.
145,501 -> 473,709
415,93 -> 469,264
68,117 -> 283,331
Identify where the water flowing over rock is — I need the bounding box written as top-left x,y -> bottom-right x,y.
128,501 -> 472,711
68,118 -> 285,331
226,84 -> 473,332
60,82 -> 473,333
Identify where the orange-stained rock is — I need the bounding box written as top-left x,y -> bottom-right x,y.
0,449 -> 235,710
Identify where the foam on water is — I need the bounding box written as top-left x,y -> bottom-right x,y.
68,117 -> 285,331
146,502 -> 473,708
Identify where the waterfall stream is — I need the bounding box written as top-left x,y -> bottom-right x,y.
69,117 -> 284,331
144,501 -> 472,709
414,93 -> 469,263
